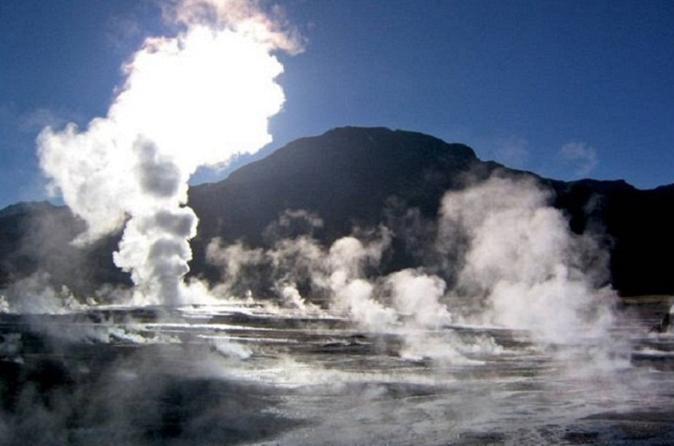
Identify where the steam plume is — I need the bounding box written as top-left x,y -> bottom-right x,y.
37,0 -> 298,305
440,175 -> 614,342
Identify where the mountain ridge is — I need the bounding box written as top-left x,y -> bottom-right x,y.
1,126 -> 672,297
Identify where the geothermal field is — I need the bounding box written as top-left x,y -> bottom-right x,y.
1,295 -> 674,444
1,0 -> 673,444
2,192 -> 674,444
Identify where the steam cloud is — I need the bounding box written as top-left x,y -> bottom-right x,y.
439,175 -> 614,342
206,174 -> 616,353
37,0 -> 298,305
30,0 -> 617,359
2,4 -> 658,442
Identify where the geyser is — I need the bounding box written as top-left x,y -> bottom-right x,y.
37,0 -> 299,305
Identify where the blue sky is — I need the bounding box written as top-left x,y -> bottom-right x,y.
1,0 -> 673,208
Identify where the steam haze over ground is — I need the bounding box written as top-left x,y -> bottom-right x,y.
1,0 -> 673,445
1,169 -> 673,444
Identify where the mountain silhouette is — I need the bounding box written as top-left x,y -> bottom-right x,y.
1,127 -> 672,297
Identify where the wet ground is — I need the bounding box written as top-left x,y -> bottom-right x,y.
0,301 -> 673,445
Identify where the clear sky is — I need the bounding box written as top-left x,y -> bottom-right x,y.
1,0 -> 673,208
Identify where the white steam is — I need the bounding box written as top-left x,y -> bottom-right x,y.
440,175 -> 614,342
385,269 -> 449,328
0,273 -> 85,315
38,0 -> 298,305
327,235 -> 398,330
206,221 -> 464,360
205,174 -> 617,359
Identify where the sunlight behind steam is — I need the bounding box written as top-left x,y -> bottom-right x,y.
116,25 -> 284,168
37,0 -> 297,305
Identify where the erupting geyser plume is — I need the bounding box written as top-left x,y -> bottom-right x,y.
37,0 -> 300,305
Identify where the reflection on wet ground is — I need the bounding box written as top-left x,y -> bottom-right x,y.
0,302 -> 673,445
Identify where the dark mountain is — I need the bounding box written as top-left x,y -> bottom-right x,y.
1,127 -> 672,296
189,127 -> 486,246
550,179 -> 674,296
0,201 -> 127,292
